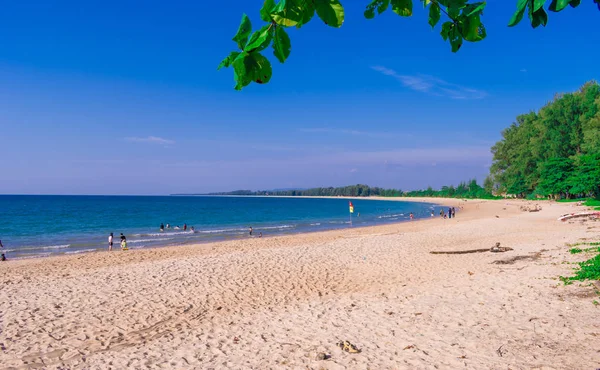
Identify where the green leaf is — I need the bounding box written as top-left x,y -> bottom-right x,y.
530,7 -> 548,27
365,0 -> 390,19
465,2 -> 486,16
232,52 -> 251,90
570,0 -> 582,7
508,0 -> 528,26
250,53 -> 273,84
449,25 -> 463,52
271,0 -> 315,28
260,0 -> 276,22
391,0 -> 413,16
217,51 -> 241,70
299,2 -> 316,27
549,0 -> 569,11
315,0 -> 345,27
272,0 -> 305,27
533,0 -> 546,11
273,26 -> 291,63
245,25 -> 273,52
428,2 -> 441,28
231,52 -> 273,90
440,21 -> 453,41
462,14 -> 484,41
232,14 -> 252,50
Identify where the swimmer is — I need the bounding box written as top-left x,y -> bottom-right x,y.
160,223 -> 164,232
183,223 -> 187,231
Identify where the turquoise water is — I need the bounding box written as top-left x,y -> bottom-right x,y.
0,195 -> 439,259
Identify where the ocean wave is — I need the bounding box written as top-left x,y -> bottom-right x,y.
12,253 -> 52,260
198,228 -> 246,234
5,244 -> 71,252
310,223 -> 321,226
128,237 -> 174,244
377,214 -> 404,219
65,249 -> 97,255
258,225 -> 295,230
145,231 -> 194,237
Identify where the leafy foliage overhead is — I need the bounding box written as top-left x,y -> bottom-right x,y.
219,0 -> 596,90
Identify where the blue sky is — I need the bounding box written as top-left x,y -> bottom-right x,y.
0,1 -> 598,195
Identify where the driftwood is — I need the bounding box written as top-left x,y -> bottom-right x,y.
431,243 -> 513,255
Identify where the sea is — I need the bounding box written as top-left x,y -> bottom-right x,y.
0,195 -> 439,259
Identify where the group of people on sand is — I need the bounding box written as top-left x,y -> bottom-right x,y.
107,232 -> 128,251
159,223 -> 194,232
432,207 -> 457,219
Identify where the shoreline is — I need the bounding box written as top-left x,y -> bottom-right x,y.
1,196 -> 457,262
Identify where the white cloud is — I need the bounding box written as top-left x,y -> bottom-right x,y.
125,136 -> 175,145
371,66 -> 487,100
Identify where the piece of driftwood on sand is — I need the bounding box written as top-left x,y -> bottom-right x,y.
430,243 -> 513,255
557,211 -> 600,222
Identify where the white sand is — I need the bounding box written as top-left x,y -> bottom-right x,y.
1,198 -> 599,369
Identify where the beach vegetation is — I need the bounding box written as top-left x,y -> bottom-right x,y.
219,0 -> 597,89
488,81 -> 600,200
209,180 -> 497,199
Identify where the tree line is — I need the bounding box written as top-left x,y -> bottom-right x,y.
209,180 -> 495,199
487,81 -> 600,199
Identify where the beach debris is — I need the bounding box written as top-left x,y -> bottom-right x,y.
233,337 -> 240,344
496,344 -> 507,357
403,345 -> 415,350
316,352 -> 331,360
337,340 -> 361,353
468,271 -> 474,275
431,243 -> 513,255
520,204 -> 542,212
558,211 -> 600,222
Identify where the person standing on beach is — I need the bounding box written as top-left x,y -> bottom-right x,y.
120,233 -> 127,250
249,227 -> 253,236
108,233 -> 113,251
452,207 -> 456,218
0,239 -> 6,261
448,207 -> 452,219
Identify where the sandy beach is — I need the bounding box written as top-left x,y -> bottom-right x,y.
1,198 -> 599,369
